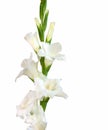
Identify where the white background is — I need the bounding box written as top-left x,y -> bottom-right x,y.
0,0 -> 108,130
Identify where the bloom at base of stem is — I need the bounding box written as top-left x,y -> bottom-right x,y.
16,90 -> 47,130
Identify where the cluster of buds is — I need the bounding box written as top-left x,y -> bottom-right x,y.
16,0 -> 67,130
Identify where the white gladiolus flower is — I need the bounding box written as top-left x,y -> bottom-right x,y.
34,78 -> 67,99
24,32 -> 40,53
17,90 -> 47,130
25,101 -> 46,124
15,54 -> 44,81
16,2 -> 68,130
38,42 -> 65,61
16,90 -> 46,122
16,90 -> 37,119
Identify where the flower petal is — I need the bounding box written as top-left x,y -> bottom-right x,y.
55,54 -> 65,60
48,42 -> 62,57
24,32 -> 40,52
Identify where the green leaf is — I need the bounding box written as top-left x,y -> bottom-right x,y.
46,64 -> 52,73
40,97 -> 49,111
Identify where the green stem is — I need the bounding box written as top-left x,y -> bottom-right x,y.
38,0 -> 50,76
38,0 -> 51,111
